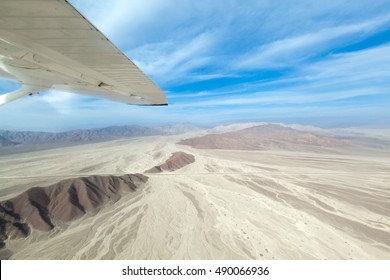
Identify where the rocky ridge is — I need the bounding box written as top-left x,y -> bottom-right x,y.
0,174 -> 148,248
145,152 -> 195,173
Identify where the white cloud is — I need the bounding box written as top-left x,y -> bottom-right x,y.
40,91 -> 82,115
173,44 -> 390,108
236,15 -> 390,70
303,44 -> 390,83
69,0 -> 390,84
131,31 -> 218,84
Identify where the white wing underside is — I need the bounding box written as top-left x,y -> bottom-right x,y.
0,0 -> 167,105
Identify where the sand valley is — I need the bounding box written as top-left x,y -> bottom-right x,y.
0,123 -> 389,259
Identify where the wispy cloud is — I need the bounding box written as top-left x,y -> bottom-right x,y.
172,44 -> 390,110
235,16 -> 390,70
303,44 -> 390,83
130,31 -> 218,84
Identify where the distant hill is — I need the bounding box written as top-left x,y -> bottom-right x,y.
0,136 -> 20,147
179,123 -> 357,150
0,125 -> 161,145
0,123 -> 200,146
158,123 -> 201,134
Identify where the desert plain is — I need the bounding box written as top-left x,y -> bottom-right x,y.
0,123 -> 389,259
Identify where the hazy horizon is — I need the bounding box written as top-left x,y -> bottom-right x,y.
2,119 -> 390,134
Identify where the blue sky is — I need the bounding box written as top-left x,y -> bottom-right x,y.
1,0 -> 390,131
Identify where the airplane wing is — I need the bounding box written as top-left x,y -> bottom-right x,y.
0,0 -> 167,106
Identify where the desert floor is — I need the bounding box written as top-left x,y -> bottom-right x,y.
0,134 -> 389,259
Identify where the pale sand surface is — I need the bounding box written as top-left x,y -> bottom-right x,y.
0,134 -> 389,259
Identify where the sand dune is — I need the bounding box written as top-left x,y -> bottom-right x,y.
0,127 -> 389,260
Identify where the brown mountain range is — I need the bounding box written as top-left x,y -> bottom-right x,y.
179,124 -> 357,150
0,136 -> 20,147
0,126 -> 161,146
0,123 -> 200,147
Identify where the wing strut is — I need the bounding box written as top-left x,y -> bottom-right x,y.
0,85 -> 46,105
